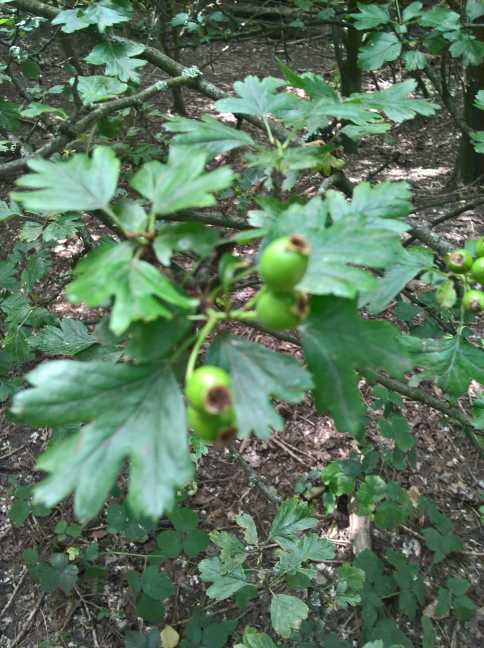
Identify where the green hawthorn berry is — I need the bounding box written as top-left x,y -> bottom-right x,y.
471,257 -> 484,285
476,238 -> 484,258
187,406 -> 237,443
256,289 -> 309,330
258,234 -> 310,291
446,249 -> 473,274
185,366 -> 232,415
187,406 -> 219,442
462,289 -> 484,313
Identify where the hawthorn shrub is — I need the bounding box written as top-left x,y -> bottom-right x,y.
0,1 -> 483,646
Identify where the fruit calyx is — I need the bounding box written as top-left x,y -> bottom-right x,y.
462,289 -> 484,313
446,249 -> 473,274
256,288 -> 310,330
286,233 -> 310,256
185,365 -> 233,415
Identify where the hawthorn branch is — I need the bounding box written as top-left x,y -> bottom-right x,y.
362,370 -> 483,455
230,447 -> 282,505
428,196 -> 484,228
221,2 -> 348,27
0,76 -> 191,178
139,45 -> 290,142
161,210 -> 247,229
405,197 -> 484,247
245,326 -> 483,455
11,0 -> 290,144
405,223 -> 453,255
10,0 -> 56,19
423,63 -> 472,137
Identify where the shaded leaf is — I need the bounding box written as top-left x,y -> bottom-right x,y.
85,38 -> 146,83
207,335 -> 312,439
235,513 -> 258,545
358,32 -> 402,71
270,593 -> 308,638
67,241 -> 196,335
301,297 -> 412,434
364,247 -> 433,314
77,75 -> 127,105
215,76 -> 295,119
11,361 -> 193,520
52,1 -> 131,33
404,336 -> 484,395
13,146 -> 119,212
0,98 -> 21,131
154,223 -> 219,266
28,319 -> 96,356
131,148 -> 233,215
199,556 -> 249,600
351,3 -> 391,29
235,626 -> 280,648
165,114 -> 254,157
361,80 -> 438,122
269,498 -> 317,543
141,567 -> 174,600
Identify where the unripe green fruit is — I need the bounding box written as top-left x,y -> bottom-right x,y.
446,249 -> 473,274
187,406 -> 237,443
476,238 -> 484,258
462,289 -> 484,313
185,366 -> 232,415
187,406 -> 219,442
256,289 -> 309,330
259,234 -> 310,291
471,257 -> 484,285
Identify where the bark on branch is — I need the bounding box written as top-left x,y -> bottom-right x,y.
0,76 -> 192,178
256,327 -> 483,456
10,0 -> 290,144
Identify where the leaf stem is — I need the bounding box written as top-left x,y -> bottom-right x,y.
102,205 -> 124,231
185,310 -> 223,382
147,209 -> 156,234
263,115 -> 275,145
229,309 -> 258,322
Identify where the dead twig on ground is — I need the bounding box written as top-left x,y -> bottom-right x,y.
270,435 -> 310,466
231,447 -> 282,504
75,586 -> 100,648
0,568 -> 27,620
10,592 -> 45,648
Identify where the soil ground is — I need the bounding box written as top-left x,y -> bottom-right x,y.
0,26 -> 483,648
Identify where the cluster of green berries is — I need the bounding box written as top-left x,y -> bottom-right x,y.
446,238 -> 484,313
185,366 -> 237,443
255,234 -> 310,330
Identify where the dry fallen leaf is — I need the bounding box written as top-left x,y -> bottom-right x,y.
408,485 -> 421,507
161,625 -> 180,648
423,601 -> 448,620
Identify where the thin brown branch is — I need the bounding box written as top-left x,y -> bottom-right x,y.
363,370 -> 483,456
405,223 -> 453,255
10,592 -> 45,648
424,63 -> 471,136
244,326 -> 482,455
0,76 -> 191,178
12,0 -> 291,144
230,447 -> 282,504
0,568 -> 27,620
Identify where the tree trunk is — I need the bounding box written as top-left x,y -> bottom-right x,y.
333,1 -> 362,153
456,29 -> 484,183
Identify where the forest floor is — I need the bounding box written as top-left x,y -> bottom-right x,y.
0,31 -> 483,648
